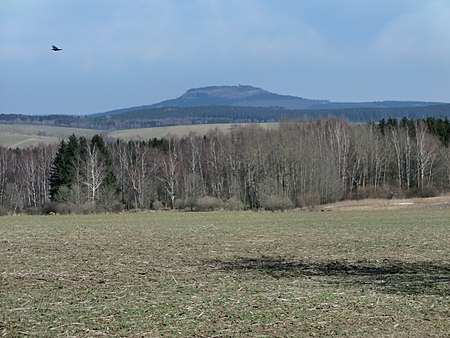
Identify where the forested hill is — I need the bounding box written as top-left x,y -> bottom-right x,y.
1,104 -> 450,130
149,85 -> 329,109
1,86 -> 448,129
98,85 -> 443,114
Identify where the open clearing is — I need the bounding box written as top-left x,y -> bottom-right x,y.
108,123 -> 277,140
0,123 -> 278,148
322,194 -> 450,211
1,209 -> 449,336
0,124 -> 100,148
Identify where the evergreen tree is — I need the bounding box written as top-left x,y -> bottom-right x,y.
48,135 -> 82,201
48,140 -> 69,200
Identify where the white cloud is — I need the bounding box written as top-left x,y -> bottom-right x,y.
0,0 -> 334,68
373,0 -> 450,64
167,0 -> 332,65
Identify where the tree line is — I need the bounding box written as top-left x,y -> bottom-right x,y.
2,103 -> 450,130
1,118 -> 450,215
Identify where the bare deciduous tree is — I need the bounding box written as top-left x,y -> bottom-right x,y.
83,143 -> 106,204
157,138 -> 181,209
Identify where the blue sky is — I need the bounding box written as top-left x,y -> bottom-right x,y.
1,0 -> 450,115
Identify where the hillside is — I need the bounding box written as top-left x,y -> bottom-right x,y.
91,104 -> 450,130
2,104 -> 450,131
151,85 -> 444,110
0,122 -> 278,148
0,124 -> 101,148
108,123 -> 277,141
0,85 -> 448,130
96,85 -> 444,116
151,85 -> 329,109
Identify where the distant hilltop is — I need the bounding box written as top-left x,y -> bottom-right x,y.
2,85 -> 448,128
150,85 -> 443,110
151,85 -> 329,109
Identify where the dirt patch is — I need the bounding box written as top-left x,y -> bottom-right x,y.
321,195 -> 450,211
1,210 -> 449,337
208,256 -> 450,296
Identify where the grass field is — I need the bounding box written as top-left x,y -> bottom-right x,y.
1,209 -> 449,336
0,124 -> 100,149
0,123 -> 278,148
109,123 -> 278,141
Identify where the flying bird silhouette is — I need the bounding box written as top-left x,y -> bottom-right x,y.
51,45 -> 62,51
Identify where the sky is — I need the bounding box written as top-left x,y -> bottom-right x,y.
1,0 -> 450,115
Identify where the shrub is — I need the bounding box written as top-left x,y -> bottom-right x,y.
297,192 -> 321,208
356,185 -> 393,200
262,195 -> 294,211
152,200 -> 163,211
97,187 -> 122,212
184,197 -> 198,211
174,197 -> 198,211
56,202 -> 96,214
224,196 -> 244,211
196,196 -> 224,211
81,202 -> 97,214
55,202 -> 72,215
25,206 -> 41,215
174,198 -> 185,210
409,185 -> 440,198
0,204 -> 9,216
418,185 -> 440,198
41,202 -> 58,215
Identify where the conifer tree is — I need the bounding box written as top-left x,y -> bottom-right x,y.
48,140 -> 69,200
48,135 -> 82,201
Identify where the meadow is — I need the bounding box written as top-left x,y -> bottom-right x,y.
1,209 -> 449,336
0,123 -> 278,148
0,124 -> 100,149
108,123 -> 277,141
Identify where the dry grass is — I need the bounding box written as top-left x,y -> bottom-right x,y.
0,124 -> 100,148
322,195 -> 450,211
1,210 -> 449,336
0,123 -> 278,148
108,123 -> 278,140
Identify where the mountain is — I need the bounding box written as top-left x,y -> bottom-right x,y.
151,85 -> 329,109
2,104 -> 450,131
1,85 -> 448,130
149,85 -> 442,110
91,85 -> 444,118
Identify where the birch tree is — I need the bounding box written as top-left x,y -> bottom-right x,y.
415,121 -> 438,189
157,138 -> 181,208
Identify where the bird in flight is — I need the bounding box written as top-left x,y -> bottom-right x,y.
51,45 -> 62,51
